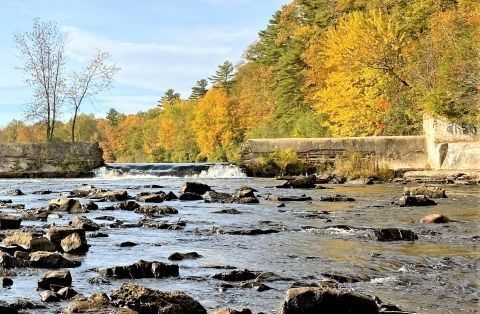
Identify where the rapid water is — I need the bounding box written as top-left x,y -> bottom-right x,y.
0,163 -> 478,313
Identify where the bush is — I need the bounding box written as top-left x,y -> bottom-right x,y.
334,153 -> 395,181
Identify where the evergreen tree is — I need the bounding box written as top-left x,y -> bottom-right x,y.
106,108 -> 120,127
209,61 -> 235,92
158,89 -> 181,107
189,79 -> 209,100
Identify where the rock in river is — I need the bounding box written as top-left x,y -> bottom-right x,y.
420,213 -> 451,223
37,269 -> 72,291
395,195 -> 437,207
100,260 -> 179,279
72,215 -> 100,231
404,185 -> 447,198
0,215 -> 21,230
374,228 -> 418,242
212,308 -> 252,314
65,292 -> 134,314
48,198 -> 82,212
110,283 -> 207,314
168,252 -> 202,261
212,269 -> 259,282
319,194 -> 355,202
180,182 -> 212,195
276,175 -> 317,189
47,227 -> 88,254
30,252 -> 80,268
279,287 -> 379,314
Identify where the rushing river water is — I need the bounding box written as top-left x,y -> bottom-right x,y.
0,164 -> 478,313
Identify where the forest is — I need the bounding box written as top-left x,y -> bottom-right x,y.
1,0 -> 478,163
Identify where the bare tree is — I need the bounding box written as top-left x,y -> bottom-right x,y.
67,51 -> 120,142
14,18 -> 66,141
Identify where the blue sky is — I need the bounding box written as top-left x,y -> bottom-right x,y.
0,0 -> 289,126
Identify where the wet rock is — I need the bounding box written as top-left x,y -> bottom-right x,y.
420,213 -> 451,223
110,283 -> 207,313
134,205 -> 178,216
212,269 -> 259,282
180,182 -> 212,195
32,190 -> 53,195
95,215 -> 115,221
347,178 -> 374,185
10,299 -> 45,311
82,201 -> 98,211
214,208 -> 241,214
1,277 -> 13,287
212,308 -> 252,314
39,290 -> 60,302
47,227 -> 88,253
100,260 -> 179,279
319,194 -> 356,202
168,252 -> 202,261
64,292 -> 117,314
88,276 -> 111,285
179,192 -> 204,201
136,191 -> 166,203
0,268 -> 16,277
30,251 -> 80,268
117,200 -> 140,211
118,241 -> 138,247
60,233 -> 89,254
38,269 -> 72,291
89,232 -> 109,238
404,185 -> 447,198
21,208 -> 51,221
321,273 -> 367,283
48,198 -> 82,212
0,301 -> 18,313
141,220 -> 186,230
13,251 -> 29,260
277,203 -> 286,208
165,191 -> 179,200
395,195 -> 437,207
374,228 -> 418,242
2,189 -> 24,196
0,215 -> 21,230
72,215 -> 100,231
234,187 -> 257,198
70,187 -> 130,202
227,229 -> 280,236
57,286 -> 78,300
203,191 -> 233,203
266,195 -> 312,202
0,252 -> 30,268
277,175 -> 317,189
3,233 -> 56,252
279,287 -> 378,314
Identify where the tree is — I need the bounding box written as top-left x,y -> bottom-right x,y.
14,18 -> 66,141
209,61 -> 235,92
106,108 -> 120,127
67,51 -> 120,142
189,79 -> 209,100
158,89 -> 180,107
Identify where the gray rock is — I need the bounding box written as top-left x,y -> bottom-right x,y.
38,269 -> 72,291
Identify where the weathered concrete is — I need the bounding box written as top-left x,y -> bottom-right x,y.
242,136 -> 428,170
0,142 -> 104,178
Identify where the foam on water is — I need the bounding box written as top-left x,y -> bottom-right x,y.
195,164 -> 246,178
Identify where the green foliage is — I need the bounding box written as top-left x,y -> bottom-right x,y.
189,79 -> 209,100
106,108 -> 120,127
209,61 -> 235,92
159,89 -> 180,107
334,153 -> 395,181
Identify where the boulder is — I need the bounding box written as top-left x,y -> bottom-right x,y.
168,252 -> 202,261
72,215 -> 100,232
47,227 -> 88,253
48,198 -> 82,212
212,308 -> 252,314
136,192 -> 166,203
395,195 -> 437,207
118,241 -> 138,247
3,233 -> 56,252
134,205 -> 178,216
374,228 -> 418,242
420,213 -> 451,223
57,286 -> 78,300
212,269 -> 258,282
0,252 -> 30,268
82,201 -> 98,211
266,195 -> 312,202
203,191 -> 233,203
0,215 -> 21,230
2,189 -> 24,196
180,182 -> 212,195
1,277 -> 13,287
30,252 -> 80,268
321,273 -> 367,283
21,208 -> 51,221
60,233 -> 89,254
65,292 -> 134,314
179,193 -> 204,201
38,269 -> 72,291
214,208 -> 241,214
279,287 -> 378,314
110,283 -> 207,313
70,187 -> 130,201
99,260 -> 179,279
227,229 -> 280,236
234,187 -> 257,199
347,178 -> 374,185
0,301 -> 18,314
277,175 -> 317,189
39,290 -> 61,302
404,185 -> 447,198
117,200 -> 141,211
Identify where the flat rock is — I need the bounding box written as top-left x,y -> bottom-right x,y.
134,205 -> 178,216
180,182 -> 212,195
212,269 -> 259,282
110,283 -> 207,313
374,228 -> 418,242
276,175 -> 317,189
420,213 -> 451,223
38,269 -> 72,291
214,208 -> 241,214
404,185 -> 447,198
266,195 -> 312,202
72,215 -> 100,231
0,252 -> 30,268
319,195 -> 355,202
136,191 -> 166,203
100,260 -> 179,279
168,252 -> 202,261
395,195 -> 437,207
48,198 -> 82,212
179,193 -> 204,201
65,292 -> 135,314
30,251 -> 80,268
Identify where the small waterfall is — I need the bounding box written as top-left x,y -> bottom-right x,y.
196,164 -> 246,178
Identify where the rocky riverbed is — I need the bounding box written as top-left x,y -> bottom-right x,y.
0,165 -> 478,313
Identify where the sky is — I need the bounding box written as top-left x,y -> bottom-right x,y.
0,0 -> 289,127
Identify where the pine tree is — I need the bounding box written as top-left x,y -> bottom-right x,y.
158,89 -> 180,107
208,61 -> 235,92
189,79 -> 209,100
106,108 -> 120,127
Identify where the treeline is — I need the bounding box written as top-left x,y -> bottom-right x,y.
1,0 -> 478,162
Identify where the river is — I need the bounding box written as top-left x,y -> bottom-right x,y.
0,163 -> 478,313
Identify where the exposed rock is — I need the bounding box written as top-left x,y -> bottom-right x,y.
277,175 -> 317,189
134,205 -> 178,216
100,260 -> 179,279
118,241 -> 138,247
136,191 -> 166,203
404,185 -> 447,198
395,195 -> 437,207
168,252 -> 202,261
117,200 -> 141,211
72,215 -> 100,231
319,194 -> 356,202
60,233 -> 89,254
214,208 -> 241,214
0,301 -> 18,313
2,189 -> 24,196
82,201 -> 98,211
234,187 -> 257,198
21,208 -> 51,221
0,252 -> 30,268
321,273 -> 367,283
179,193 -> 204,201
203,191 -> 233,203
13,251 -> 30,260
374,228 -> 418,242
180,182 -> 212,195
48,198 -> 82,212
212,308 -> 252,314
32,190 -> 53,195
0,215 -> 21,230
39,290 -> 60,302
227,229 -> 280,236
110,283 -> 207,313
279,287 -> 378,314
38,269 -> 72,291
89,232 -> 109,238
30,251 -> 80,268
95,215 -> 115,221
212,269 -> 259,282
0,268 -> 17,277
65,292 -> 135,314
10,299 -> 46,311
1,277 -> 13,287
420,213 -> 451,223
347,178 -> 374,185
47,227 -> 88,253
70,187 -> 130,201
3,233 -> 55,252
57,286 -> 78,300
266,195 -> 312,202
88,276 -> 111,285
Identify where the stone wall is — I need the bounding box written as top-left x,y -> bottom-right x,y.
0,142 -> 104,178
242,136 -> 428,171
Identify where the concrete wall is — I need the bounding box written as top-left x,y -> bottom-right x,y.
0,142 -> 104,178
242,136 -> 428,170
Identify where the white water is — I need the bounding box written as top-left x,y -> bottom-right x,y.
196,164 -> 246,178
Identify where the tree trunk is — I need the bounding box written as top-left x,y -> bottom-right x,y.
71,108 -> 78,142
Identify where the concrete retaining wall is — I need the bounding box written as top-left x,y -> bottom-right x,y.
0,142 -> 104,178
242,136 -> 428,170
